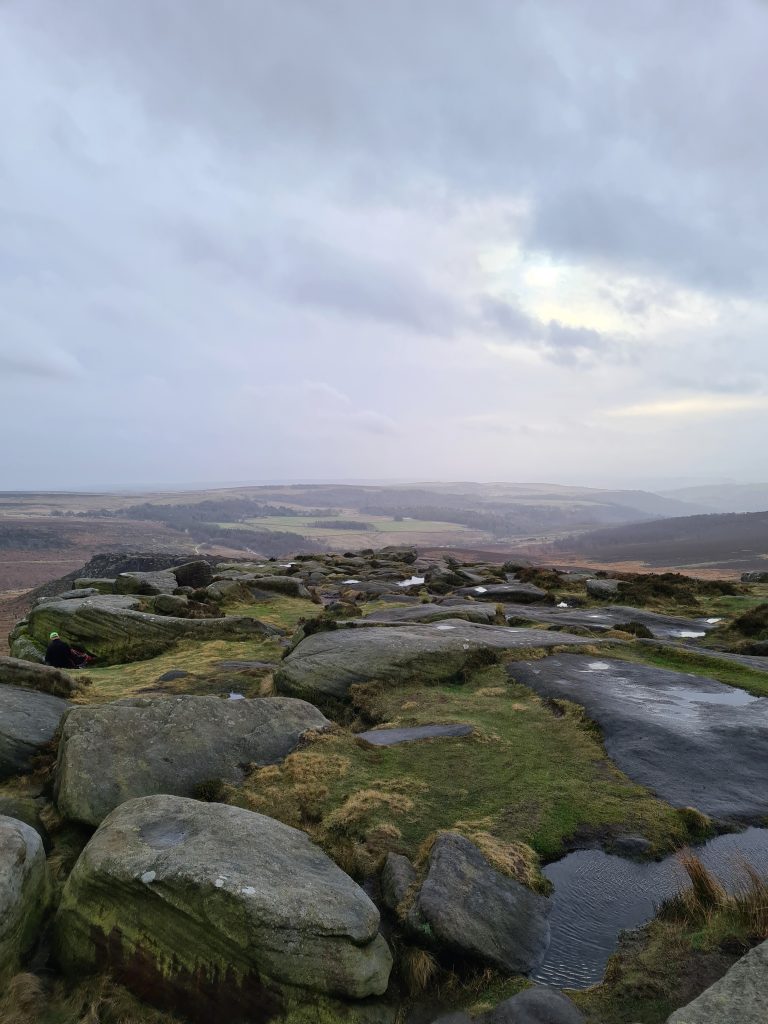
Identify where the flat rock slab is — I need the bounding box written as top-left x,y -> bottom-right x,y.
504,604 -> 717,640
276,620 -> 595,700
667,937 -> 768,1023
0,814 -> 50,983
55,694 -> 331,826
363,604 -> 497,625
55,795 -> 392,1018
0,655 -> 75,697
510,655 -> 768,819
357,724 -> 474,746
0,685 -> 70,778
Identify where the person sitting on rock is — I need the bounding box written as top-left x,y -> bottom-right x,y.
45,632 -> 89,669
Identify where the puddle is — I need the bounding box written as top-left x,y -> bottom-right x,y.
532,827 -> 768,989
707,618 -> 723,624
342,579 -> 361,584
675,630 -> 707,639
356,723 -> 473,746
586,661 -> 611,670
661,686 -> 757,708
228,692 -> 245,701
434,624 -> 456,631
474,586 -> 488,593
398,577 -> 425,587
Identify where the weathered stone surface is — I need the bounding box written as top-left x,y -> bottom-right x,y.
171,560 -> 214,588
510,655 -> 768,819
0,815 -> 50,983
503,603 -> 716,640
114,570 -> 178,595
249,575 -> 312,598
151,593 -> 191,615
457,582 -> 548,603
666,937 -> 768,1023
55,795 -> 392,1012
55,694 -> 331,826
0,685 -> 69,778
380,853 -> 417,913
741,571 -> 768,583
406,833 -> 551,973
14,594 -> 279,665
358,724 -> 474,746
0,655 -> 75,696
74,577 -> 116,592
206,579 -> 256,602
276,621 -> 594,700
363,603 -> 497,625
477,987 -> 585,1023
586,578 -> 621,599
0,796 -> 49,847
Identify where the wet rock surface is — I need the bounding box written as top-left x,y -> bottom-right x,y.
363,603 -> 497,625
55,694 -> 331,825
510,655 -> 768,818
357,724 -> 474,746
504,603 -> 717,640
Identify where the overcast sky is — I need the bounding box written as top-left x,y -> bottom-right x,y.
2,0 -> 767,490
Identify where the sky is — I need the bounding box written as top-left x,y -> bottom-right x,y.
2,0 -> 768,491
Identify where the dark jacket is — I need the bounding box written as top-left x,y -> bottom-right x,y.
45,638 -> 77,669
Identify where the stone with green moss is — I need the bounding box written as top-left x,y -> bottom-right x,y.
0,814 -> 51,984
55,795 -> 392,1016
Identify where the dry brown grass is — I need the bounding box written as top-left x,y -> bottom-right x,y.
0,974 -> 45,1024
400,947 -> 439,995
414,827 -> 546,893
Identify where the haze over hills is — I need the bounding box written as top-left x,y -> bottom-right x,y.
660,483 -> 768,514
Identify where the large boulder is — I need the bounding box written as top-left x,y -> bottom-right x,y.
586,578 -> 622,599
405,833 -> 551,974
171,560 -> 214,589
248,575 -> 311,598
741,571 -> 768,583
276,621 -> 593,701
55,796 -> 392,1019
667,938 -> 768,1023
0,815 -> 51,983
114,570 -> 178,595
13,593 -> 280,665
55,694 -> 331,826
0,655 -> 75,696
0,685 -> 69,778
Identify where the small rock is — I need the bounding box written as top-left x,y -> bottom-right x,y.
586,578 -> 621,599
380,853 -> 417,912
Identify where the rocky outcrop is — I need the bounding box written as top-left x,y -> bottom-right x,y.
171,560 -> 214,589
0,814 -> 51,983
586,578 -> 622,599
246,575 -> 312,598
0,655 -> 75,696
741,571 -> 768,583
12,593 -> 280,665
55,695 -> 331,826
667,938 -> 768,1023
55,795 -> 392,1019
114,570 -> 179,595
405,833 -> 551,974
0,685 -> 69,778
276,621 -> 594,701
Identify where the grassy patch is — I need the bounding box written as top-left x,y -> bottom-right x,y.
235,663 -> 689,877
71,636 -> 283,703
606,641 -> 768,697
226,595 -> 319,631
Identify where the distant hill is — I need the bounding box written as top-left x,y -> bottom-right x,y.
553,509 -> 768,570
660,483 -> 768,514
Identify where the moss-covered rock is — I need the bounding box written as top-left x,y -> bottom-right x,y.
55,795 -> 393,1019
0,814 -> 51,984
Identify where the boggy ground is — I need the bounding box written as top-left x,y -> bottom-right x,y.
3,552 -> 768,1023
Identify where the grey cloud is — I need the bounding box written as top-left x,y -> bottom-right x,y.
481,298 -> 608,364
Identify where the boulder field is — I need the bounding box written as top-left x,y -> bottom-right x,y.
4,546 -> 768,1022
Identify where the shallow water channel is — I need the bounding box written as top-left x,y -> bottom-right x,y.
531,827 -> 768,989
